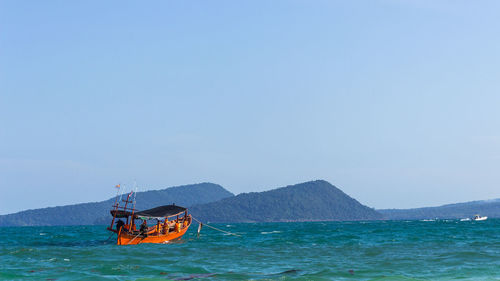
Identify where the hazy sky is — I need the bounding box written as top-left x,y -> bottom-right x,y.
1,1 -> 500,215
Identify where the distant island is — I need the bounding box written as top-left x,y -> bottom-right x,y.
1,180 -> 499,227
378,199 -> 500,220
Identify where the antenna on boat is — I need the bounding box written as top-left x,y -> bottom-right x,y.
112,183 -> 122,208
132,180 -> 138,212
118,184 -> 124,204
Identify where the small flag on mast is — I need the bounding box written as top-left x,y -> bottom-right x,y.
115,184 -> 120,189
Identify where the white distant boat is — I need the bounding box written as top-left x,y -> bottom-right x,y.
472,215 -> 487,221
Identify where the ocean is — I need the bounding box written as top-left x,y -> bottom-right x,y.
1,219 -> 499,280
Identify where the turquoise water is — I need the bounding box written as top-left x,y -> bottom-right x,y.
1,220 -> 499,280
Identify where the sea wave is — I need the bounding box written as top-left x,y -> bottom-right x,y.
1,220 -> 499,280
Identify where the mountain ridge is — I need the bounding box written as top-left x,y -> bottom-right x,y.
0,183 -> 234,227
190,180 -> 383,222
5,180 -> 498,226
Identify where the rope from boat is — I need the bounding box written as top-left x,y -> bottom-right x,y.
192,217 -> 241,237
126,232 -> 144,245
104,232 -> 115,243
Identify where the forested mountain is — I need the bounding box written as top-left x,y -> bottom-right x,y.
190,180 -> 383,222
5,179 -> 497,226
0,183 -> 234,227
379,199 -> 500,220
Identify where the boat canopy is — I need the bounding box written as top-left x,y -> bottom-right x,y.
135,205 -> 187,219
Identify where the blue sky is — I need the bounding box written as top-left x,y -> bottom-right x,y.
1,1 -> 500,214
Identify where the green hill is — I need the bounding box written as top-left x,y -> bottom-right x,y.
190,180 -> 383,222
0,183 -> 234,227
379,199 -> 500,220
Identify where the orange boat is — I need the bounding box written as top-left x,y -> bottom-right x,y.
107,191 -> 192,245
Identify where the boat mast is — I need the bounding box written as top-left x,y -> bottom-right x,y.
109,184 -> 122,230
130,184 -> 138,229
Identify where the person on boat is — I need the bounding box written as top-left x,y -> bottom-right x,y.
162,220 -> 169,234
116,219 -> 125,232
168,219 -> 176,229
140,220 -> 148,236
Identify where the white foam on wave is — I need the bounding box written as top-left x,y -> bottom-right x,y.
261,231 -> 282,234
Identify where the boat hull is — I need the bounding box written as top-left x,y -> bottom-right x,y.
117,223 -> 191,245
473,217 -> 487,221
